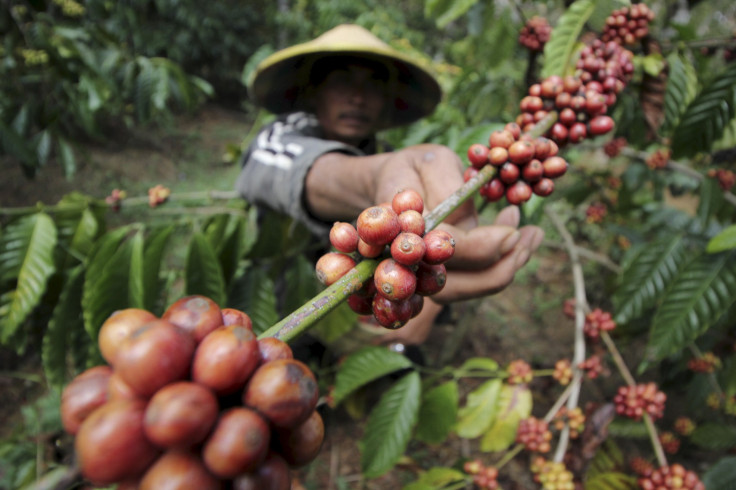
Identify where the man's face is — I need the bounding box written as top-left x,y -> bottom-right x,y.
313,63 -> 388,145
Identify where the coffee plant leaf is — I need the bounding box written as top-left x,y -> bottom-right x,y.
433,0 -> 478,30
697,178 -> 727,226
56,206 -> 100,270
57,138 -> 77,178
644,249 -> 736,362
456,357 -> 500,374
205,214 -> 246,289
455,378 -> 502,439
541,0 -> 596,80
227,265 -> 278,335
706,225 -> 736,254
584,472 -> 638,490
479,384 -> 532,452
661,52 -> 699,135
283,254 -> 322,317
42,265 -> 85,388
586,440 -> 627,475
607,419 -> 648,439
703,456 -> 736,490
333,346 -> 413,405
185,231 -> 227,306
82,226 -> 144,347
403,467 -> 466,490
671,62 -> 736,159
587,0 -> 631,32
689,423 -> 736,451
361,370 -> 421,478
142,225 -> 174,314
612,235 -> 688,325
0,213 -> 57,346
414,380 -> 459,445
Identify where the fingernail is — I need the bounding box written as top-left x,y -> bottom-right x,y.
515,249 -> 531,267
500,230 -> 521,255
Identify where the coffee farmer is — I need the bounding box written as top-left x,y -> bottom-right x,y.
236,24 -> 544,348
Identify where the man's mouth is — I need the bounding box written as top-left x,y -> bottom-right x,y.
339,112 -> 371,124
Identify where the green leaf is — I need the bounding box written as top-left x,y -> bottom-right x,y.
185,231 -> 226,307
707,225 -> 736,253
479,384 -> 532,452
612,236 -> 688,325
57,137 -> 77,177
42,266 -> 85,387
457,357 -> 500,374
361,371 -> 421,478
0,213 -> 57,345
697,177 -> 726,225
333,346 -> 413,405
82,227 -> 141,346
455,379 -> 502,439
586,440 -> 630,479
703,456 -> 736,490
646,250 -> 736,361
310,301 -> 358,345
57,207 -> 100,269
432,0 -> 478,29
662,52 -> 698,135
641,53 -> 666,77
541,0 -> 595,79
415,381 -> 459,445
671,62 -> 736,158
607,419 -> 649,438
689,423 -> 736,451
227,265 -> 279,334
584,472 -> 638,490
282,254 -> 321,316
142,225 -> 174,313
403,467 -> 466,490
206,215 -> 245,289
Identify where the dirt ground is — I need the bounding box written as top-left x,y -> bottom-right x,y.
1,104 -> 590,489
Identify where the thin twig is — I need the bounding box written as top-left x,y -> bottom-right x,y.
601,331 -> 636,387
544,240 -> 622,274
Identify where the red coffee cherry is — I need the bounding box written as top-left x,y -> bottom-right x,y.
488,146 -> 510,166
356,205 -> 401,246
98,308 -> 157,366
588,115 -> 615,135
243,359 -> 319,428
374,258 -> 417,301
232,451 -> 291,490
221,308 -> 253,330
397,209 -> 425,236
139,451 -> 222,490
504,122 -> 522,139
274,409 -> 325,467
329,222 -> 359,253
568,122 -> 588,143
522,159 -> 544,183
75,399 -> 160,485
499,162 -> 521,184
392,188 -> 424,215
357,238 -> 384,258
488,129 -> 516,149
143,381 -> 219,449
532,178 -> 555,197
506,180 -> 533,205
508,140 -> 535,165
162,295 -> 223,343
347,292 -> 375,315
423,229 -> 456,265
390,232 -> 427,266
202,407 -> 271,478
372,294 -> 414,329
414,262 -> 447,296
61,365 -> 113,435
467,143 -> 491,168
107,371 -> 139,402
191,325 -> 260,395
408,293 -> 424,318
257,337 -> 294,365
480,178 -> 506,202
115,319 -> 196,398
542,156 -> 568,179
315,252 -> 356,286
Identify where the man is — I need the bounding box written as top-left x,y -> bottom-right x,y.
236,24 -> 544,348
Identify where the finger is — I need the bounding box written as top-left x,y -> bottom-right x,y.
493,205 -> 521,227
438,222 -> 521,270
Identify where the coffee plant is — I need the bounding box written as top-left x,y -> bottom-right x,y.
2,1 -> 736,489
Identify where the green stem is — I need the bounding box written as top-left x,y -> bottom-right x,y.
258,259 -> 379,342
424,164 -> 495,231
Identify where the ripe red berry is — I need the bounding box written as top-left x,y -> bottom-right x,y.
499,162 -> 521,184
315,252 -> 356,286
423,229 -> 456,265
522,159 -> 544,183
542,156 -> 568,178
467,143 -> 490,168
506,180 -> 533,205
488,146 -> 510,166
390,232 -> 427,266
532,178 -> 555,196
414,262 -> 447,296
508,140 -> 535,165
357,238 -> 384,258
356,205 -> 401,246
372,294 -> 414,329
489,129 -> 516,149
329,222 -> 359,253
392,189 -> 424,215
374,258 -> 417,301
588,115 -> 615,135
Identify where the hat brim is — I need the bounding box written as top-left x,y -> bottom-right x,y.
248,28 -> 442,129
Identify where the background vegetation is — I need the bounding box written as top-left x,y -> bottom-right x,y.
1,0 -> 736,488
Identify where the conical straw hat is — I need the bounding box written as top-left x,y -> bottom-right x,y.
247,24 -> 442,128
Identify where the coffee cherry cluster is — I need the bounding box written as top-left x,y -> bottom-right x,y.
531,457 -> 575,490
553,359 -> 572,385
583,308 -> 616,339
319,189 -> 454,330
604,136 -> 628,157
687,351 -> 721,373
60,295 -> 322,489
516,416 -> 553,453
576,39 -> 635,105
637,464 -> 705,490
707,168 -> 736,191
645,148 -> 670,170
674,416 -> 695,436
463,460 -> 499,490
506,358 -> 534,385
630,456 -> 655,477
585,201 -> 608,224
613,382 -> 666,421
147,184 -> 171,208
518,16 -> 552,52
601,4 -> 655,46
578,354 -> 605,379
466,122 -> 567,205
659,431 -> 680,454
553,407 -> 585,439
